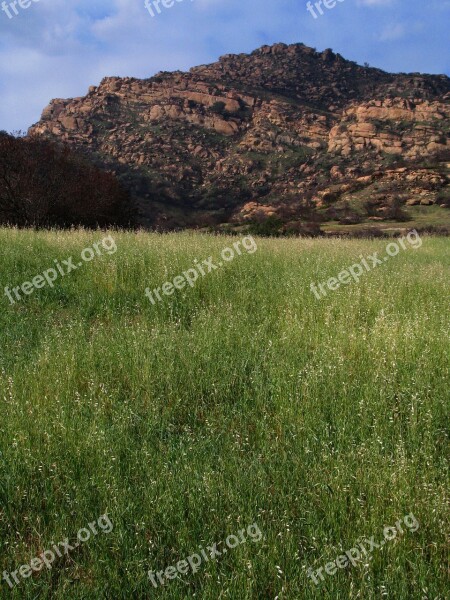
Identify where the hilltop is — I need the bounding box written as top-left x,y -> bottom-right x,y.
29,42 -> 450,233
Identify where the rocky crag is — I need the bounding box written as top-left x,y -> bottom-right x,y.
29,43 -> 450,231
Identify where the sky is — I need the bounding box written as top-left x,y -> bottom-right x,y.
0,0 -> 449,132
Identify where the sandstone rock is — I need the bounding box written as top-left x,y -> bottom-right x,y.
212,118 -> 238,135
149,105 -> 165,121
59,116 -> 77,130
330,166 -> 343,179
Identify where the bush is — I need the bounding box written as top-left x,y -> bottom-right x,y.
248,215 -> 283,237
384,197 -> 410,222
436,190 -> 450,207
338,202 -> 363,225
364,199 -> 381,217
283,221 -> 322,237
210,101 -> 227,116
339,213 -> 363,225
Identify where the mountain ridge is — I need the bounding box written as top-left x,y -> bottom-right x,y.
29,42 -> 450,232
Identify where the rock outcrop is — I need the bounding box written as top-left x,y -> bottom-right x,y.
29,43 -> 449,229
328,98 -> 449,156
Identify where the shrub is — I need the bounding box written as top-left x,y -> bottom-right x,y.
283,221 -> 322,237
210,101 -> 227,116
248,215 -> 283,237
384,197 -> 410,222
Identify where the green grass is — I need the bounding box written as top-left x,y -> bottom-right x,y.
322,205 -> 450,234
0,229 -> 448,599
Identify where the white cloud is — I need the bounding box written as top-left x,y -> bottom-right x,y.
0,0 -> 447,132
379,23 -> 406,41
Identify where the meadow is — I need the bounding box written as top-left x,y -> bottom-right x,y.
0,228 -> 448,599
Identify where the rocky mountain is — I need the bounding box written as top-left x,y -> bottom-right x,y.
29,42 -> 450,233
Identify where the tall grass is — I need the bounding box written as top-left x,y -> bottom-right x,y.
0,228 -> 448,599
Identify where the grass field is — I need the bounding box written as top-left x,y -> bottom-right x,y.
0,228 -> 448,599
321,205 -> 450,235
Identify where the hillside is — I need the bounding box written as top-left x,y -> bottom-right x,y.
29,43 -> 450,232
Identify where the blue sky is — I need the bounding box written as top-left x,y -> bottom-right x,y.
0,0 -> 449,132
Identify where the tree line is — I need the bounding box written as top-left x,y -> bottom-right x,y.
0,132 -> 134,228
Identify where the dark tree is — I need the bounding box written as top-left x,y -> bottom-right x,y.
0,132 -> 134,228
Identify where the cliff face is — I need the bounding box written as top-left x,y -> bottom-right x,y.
29,43 -> 450,230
